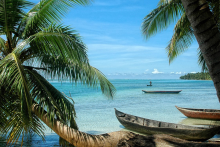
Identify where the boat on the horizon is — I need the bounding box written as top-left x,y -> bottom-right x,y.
142,90 -> 182,94
115,108 -> 220,141
176,106 -> 220,120
147,85 -> 152,86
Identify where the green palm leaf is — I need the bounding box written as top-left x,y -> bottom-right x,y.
0,0 -> 33,51
14,24 -> 89,64
0,85 -> 45,144
0,37 -> 6,56
0,53 -> 32,121
142,0 -> 183,39
27,69 -> 76,125
3,100 -> 45,145
198,48 -> 208,72
0,0 -> 116,146
142,0 -> 212,72
22,0 -> 92,37
0,0 -> 33,32
166,13 -> 195,63
37,55 -> 116,98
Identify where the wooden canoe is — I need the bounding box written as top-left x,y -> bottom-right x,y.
142,90 -> 182,94
115,108 -> 220,141
176,106 -> 220,120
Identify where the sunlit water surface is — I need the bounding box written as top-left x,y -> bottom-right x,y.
3,79 -> 220,146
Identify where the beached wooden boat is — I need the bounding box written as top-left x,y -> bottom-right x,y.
115,108 -> 220,141
142,90 -> 182,93
176,106 -> 220,120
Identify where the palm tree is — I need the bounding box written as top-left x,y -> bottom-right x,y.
0,0 -> 116,145
32,103 -> 220,146
142,0 -> 220,71
2,1 -> 220,146
180,0 -> 220,101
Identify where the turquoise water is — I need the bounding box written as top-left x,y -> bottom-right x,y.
3,79 -> 220,146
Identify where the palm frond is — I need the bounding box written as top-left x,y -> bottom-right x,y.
210,0 -> 220,28
0,0 -> 33,48
142,0 -> 184,39
166,13 -> 195,63
198,48 -> 208,72
0,91 -> 11,132
0,53 -> 32,123
36,55 -> 116,98
26,69 -> 77,128
90,66 -> 116,98
3,106 -> 45,145
0,37 -> 6,56
22,0 -> 92,37
38,24 -> 88,64
0,88 -> 45,145
15,25 -> 88,66
13,24 -> 89,65
0,0 -> 116,145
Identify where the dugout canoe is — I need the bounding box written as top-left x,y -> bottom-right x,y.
142,90 -> 182,94
115,108 -> 220,141
176,106 -> 220,120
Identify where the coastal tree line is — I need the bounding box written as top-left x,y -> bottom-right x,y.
180,72 -> 211,80
1,0 -> 220,146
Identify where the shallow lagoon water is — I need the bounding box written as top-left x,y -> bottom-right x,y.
3,79 -> 220,146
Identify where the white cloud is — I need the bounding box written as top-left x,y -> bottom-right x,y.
108,72 -> 132,76
152,69 -> 164,74
175,72 -> 182,74
190,72 -> 197,73
170,72 -> 174,74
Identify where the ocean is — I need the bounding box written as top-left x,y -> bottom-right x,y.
3,79 -> 220,146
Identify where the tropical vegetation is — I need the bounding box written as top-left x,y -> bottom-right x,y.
1,0 -> 220,146
180,72 -> 211,80
0,0 -> 116,145
142,0 -> 220,72
142,0 -> 220,98
35,0 -> 220,146
180,0 -> 220,101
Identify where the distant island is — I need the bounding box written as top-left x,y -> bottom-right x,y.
180,72 -> 211,80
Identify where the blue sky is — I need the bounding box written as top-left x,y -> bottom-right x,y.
37,0 -> 200,79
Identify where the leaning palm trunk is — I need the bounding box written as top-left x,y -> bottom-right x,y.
181,0 -> 220,101
32,104 -> 220,147
32,103 -> 134,147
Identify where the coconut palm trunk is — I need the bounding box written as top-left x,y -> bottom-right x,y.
32,103 -> 135,147
181,0 -> 220,101
32,103 -> 220,147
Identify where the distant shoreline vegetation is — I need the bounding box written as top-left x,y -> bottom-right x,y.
180,72 -> 211,80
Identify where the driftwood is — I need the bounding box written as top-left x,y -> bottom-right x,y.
117,133 -> 220,147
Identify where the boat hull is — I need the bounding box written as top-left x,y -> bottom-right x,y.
142,90 -> 182,94
115,109 -> 220,141
176,106 -> 220,120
